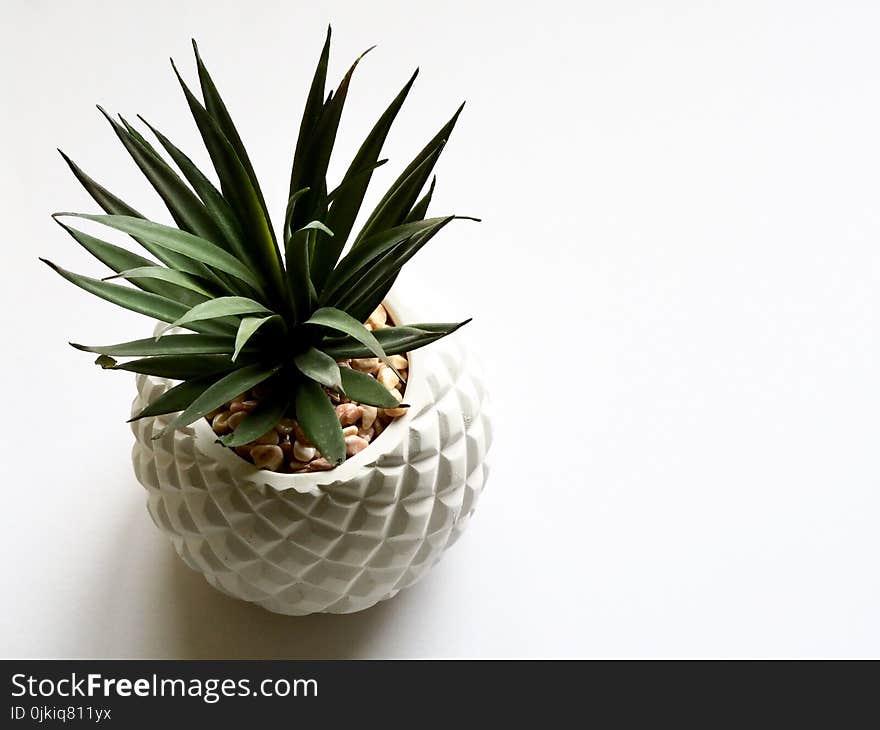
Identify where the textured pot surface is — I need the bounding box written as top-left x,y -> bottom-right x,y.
130,318 -> 492,615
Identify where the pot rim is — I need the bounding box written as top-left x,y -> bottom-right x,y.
171,295 -> 417,496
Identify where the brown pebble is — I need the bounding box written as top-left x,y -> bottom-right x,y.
307,457 -> 333,472
335,402 -> 363,426
345,434 -> 369,456
251,444 -> 284,471
229,399 -> 258,413
211,412 -> 231,434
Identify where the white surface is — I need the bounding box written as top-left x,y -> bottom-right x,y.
1,0 -> 878,658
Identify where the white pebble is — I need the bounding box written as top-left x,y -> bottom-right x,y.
292,441 -> 316,463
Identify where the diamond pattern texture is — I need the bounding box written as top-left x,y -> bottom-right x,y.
131,342 -> 492,615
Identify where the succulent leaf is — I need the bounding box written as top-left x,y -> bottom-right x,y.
171,60 -> 285,305
41,258 -> 232,335
339,367 -> 401,408
232,315 -> 281,361
159,363 -> 281,435
312,69 -> 418,287
192,40 -> 273,233
320,322 -> 468,359
293,347 -> 342,390
158,296 -> 273,339
295,380 -> 346,465
71,334 -> 234,357
354,102 -> 464,248
110,354 -> 239,379
137,115 -> 244,256
105,266 -> 214,297
128,376 -> 221,422
218,395 -> 288,447
57,150 -> 211,277
58,214 -> 265,295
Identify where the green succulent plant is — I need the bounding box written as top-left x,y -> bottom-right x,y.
43,29 -> 475,467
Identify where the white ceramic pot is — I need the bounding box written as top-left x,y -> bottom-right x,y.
130,300 -> 492,616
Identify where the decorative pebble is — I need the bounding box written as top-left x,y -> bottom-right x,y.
345,435 -> 369,456
308,458 -> 333,472
351,357 -> 380,374
357,405 -> 376,430
377,365 -> 399,390
336,402 -> 363,426
292,441 -> 316,462
211,412 -> 231,434
387,354 -> 408,370
367,304 -> 387,329
381,388 -> 408,418
251,444 -> 284,471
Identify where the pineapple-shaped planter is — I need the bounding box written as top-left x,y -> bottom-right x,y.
131,304 -> 491,615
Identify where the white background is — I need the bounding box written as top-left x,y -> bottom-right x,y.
2,0 -> 878,658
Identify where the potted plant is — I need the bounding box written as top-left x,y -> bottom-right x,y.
43,29 -> 492,616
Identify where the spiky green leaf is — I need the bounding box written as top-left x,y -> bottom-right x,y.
304,306 -> 387,358
288,48 -> 372,235
353,142 -> 445,247
192,40 -> 273,234
339,367 -> 402,408
312,69 -> 418,286
218,394 -> 289,448
129,376 -> 221,421
290,27 -> 331,199
57,149 -> 211,277
404,175 -> 436,223
159,363 -> 281,435
295,379 -> 345,465
337,218 -> 456,321
40,259 -> 232,335
71,334 -> 234,357
320,217 -> 452,304
110,354 -> 238,379
171,60 -> 285,305
232,315 -> 281,361
320,321 -> 469,359
58,214 -> 265,295
293,347 -> 341,390
138,115 -> 244,256
354,103 -> 463,247
105,266 -> 214,297
159,296 -> 272,339
101,109 -> 230,251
